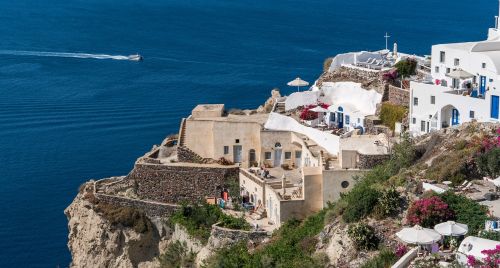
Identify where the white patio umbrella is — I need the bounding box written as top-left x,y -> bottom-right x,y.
445,68 -> 474,80
434,221 -> 468,237
287,77 -> 309,92
396,225 -> 442,245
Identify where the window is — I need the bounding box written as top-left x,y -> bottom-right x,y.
295,151 -> 302,158
274,142 -> 282,148
264,152 -> 272,160
284,152 -> 292,160
223,146 -> 229,154
357,118 -> 361,123
446,68 -> 450,74
341,181 -> 350,188
421,121 -> 426,132
412,117 -> 416,124
431,96 -> 435,104
235,139 -> 240,144
345,115 -> 350,124
482,62 -> 486,69
413,97 -> 419,106
454,58 -> 460,66
435,66 -> 439,73
470,111 -> 475,118
440,51 -> 446,63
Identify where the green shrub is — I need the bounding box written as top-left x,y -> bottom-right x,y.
379,103 -> 407,131
360,248 -> 397,268
170,203 -> 248,244
478,230 -> 500,241
159,241 -> 196,268
439,191 -> 489,235
394,58 -> 417,77
348,223 -> 379,251
342,184 -> 381,223
477,148 -> 500,178
375,188 -> 403,218
95,203 -> 151,233
219,214 -> 251,230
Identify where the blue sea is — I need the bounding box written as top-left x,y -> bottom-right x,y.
0,0 -> 495,266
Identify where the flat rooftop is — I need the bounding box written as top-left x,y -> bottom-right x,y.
189,112 -> 270,125
192,104 -> 225,112
340,134 -> 389,155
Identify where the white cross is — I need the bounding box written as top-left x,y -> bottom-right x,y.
384,32 -> 391,50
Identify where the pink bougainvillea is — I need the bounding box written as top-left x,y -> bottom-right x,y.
299,103 -> 330,121
395,244 -> 408,258
406,196 -> 454,228
467,245 -> 500,268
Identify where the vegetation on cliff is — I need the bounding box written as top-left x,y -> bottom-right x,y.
158,241 -> 196,268
379,103 -> 407,131
203,208 -> 330,268
170,203 -> 250,244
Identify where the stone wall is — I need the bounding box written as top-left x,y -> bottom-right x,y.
318,66 -> 387,93
127,163 -> 239,204
94,190 -> 178,218
358,154 -> 391,169
209,223 -> 269,248
387,85 -> 410,107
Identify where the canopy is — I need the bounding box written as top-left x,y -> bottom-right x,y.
446,68 -> 474,79
434,221 -> 468,236
396,225 -> 442,245
287,77 -> 309,87
309,106 -> 329,113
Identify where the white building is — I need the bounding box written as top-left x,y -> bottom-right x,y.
409,4 -> 500,135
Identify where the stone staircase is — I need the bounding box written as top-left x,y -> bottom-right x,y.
251,206 -> 267,220
274,101 -> 286,113
177,146 -> 216,164
178,118 -> 187,147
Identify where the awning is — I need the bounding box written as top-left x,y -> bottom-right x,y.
446,68 -> 474,79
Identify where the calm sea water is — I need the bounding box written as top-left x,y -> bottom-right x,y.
0,0 -> 494,266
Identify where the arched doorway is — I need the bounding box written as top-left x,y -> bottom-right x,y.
440,105 -> 460,128
337,106 -> 344,128
274,142 -> 282,167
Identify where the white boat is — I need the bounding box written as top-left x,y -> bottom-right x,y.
128,54 -> 143,61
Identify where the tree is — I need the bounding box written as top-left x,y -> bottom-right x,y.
477,148 -> 500,178
394,58 -> 417,78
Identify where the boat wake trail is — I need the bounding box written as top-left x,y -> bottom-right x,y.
0,50 -> 132,61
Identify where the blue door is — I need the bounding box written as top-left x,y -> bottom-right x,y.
492,95 -> 499,119
452,109 -> 459,125
480,76 -> 487,95
337,112 -> 343,128
337,107 -> 344,128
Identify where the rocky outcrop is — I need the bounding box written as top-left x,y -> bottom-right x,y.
65,183 -> 171,268
257,88 -> 281,113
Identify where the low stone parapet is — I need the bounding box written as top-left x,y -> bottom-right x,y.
209,222 -> 270,248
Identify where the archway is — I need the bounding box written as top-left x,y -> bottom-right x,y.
440,105 -> 460,128
337,106 -> 344,128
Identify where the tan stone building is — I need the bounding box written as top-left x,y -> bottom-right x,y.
178,104 -> 390,228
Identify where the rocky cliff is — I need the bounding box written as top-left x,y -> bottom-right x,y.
65,182 -> 172,268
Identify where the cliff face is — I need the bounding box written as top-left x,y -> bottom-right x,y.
65,183 -> 169,268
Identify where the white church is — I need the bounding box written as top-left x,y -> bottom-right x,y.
409,3 -> 500,136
